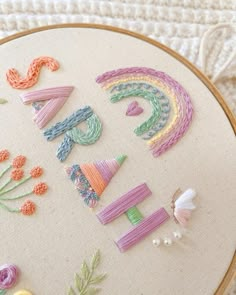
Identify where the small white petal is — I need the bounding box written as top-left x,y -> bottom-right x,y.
175,188 -> 196,210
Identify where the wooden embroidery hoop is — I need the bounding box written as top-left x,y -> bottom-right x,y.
1,23 -> 235,294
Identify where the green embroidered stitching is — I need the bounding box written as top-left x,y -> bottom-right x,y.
68,250 -> 106,295
0,201 -> 20,213
66,114 -> 102,145
0,176 -> 31,197
0,153 -> 47,216
0,98 -> 8,104
111,82 -> 170,139
111,89 -> 163,136
126,206 -> 144,225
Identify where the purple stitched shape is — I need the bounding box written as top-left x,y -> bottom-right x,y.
126,101 -> 144,116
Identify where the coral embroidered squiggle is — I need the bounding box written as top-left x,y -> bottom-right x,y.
6,56 -> 60,89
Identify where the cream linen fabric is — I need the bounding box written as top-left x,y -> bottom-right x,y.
0,27 -> 235,295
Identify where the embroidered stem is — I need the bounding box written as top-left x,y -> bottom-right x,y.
0,178 -> 12,191
79,271 -> 94,295
0,176 -> 31,197
0,98 -> 8,104
0,165 -> 11,178
0,191 -> 32,201
68,250 -> 106,295
0,201 -> 19,213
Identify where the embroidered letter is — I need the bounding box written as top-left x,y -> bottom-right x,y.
43,106 -> 103,161
20,86 -> 74,129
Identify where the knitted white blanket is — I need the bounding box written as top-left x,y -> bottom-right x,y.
0,0 -> 235,293
0,0 -> 235,114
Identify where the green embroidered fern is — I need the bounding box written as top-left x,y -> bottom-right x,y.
0,99 -> 7,104
68,250 -> 106,295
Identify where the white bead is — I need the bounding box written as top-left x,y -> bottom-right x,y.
152,239 -> 161,247
173,231 -> 182,240
163,238 -> 173,246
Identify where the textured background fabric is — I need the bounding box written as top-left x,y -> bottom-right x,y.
1,26 -> 236,295
0,0 -> 235,293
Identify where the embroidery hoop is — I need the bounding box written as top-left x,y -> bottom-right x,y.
0,24 -> 235,294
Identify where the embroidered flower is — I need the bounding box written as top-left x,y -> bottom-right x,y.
20,200 -> 36,216
30,166 -> 43,178
10,169 -> 24,181
12,155 -> 26,168
0,264 -> 19,289
33,182 -> 48,195
0,150 -> 10,162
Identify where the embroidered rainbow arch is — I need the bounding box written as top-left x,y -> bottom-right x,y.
96,67 -> 194,157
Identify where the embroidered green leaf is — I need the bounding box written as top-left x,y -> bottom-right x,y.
0,98 -> 7,104
67,250 -> 106,295
86,287 -> 100,295
68,287 -> 76,295
91,250 -> 100,270
90,274 -> 106,284
75,273 -> 84,291
81,261 -> 90,280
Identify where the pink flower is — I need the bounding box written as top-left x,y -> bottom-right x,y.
0,264 -> 19,289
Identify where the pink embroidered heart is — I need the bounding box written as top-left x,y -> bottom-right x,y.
126,101 -> 144,116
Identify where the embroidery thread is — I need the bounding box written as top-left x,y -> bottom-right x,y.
0,152 -> 48,216
68,250 -> 106,295
0,99 -> 8,104
43,106 -> 103,161
97,183 -> 170,252
125,206 -> 144,225
20,86 -> 74,129
6,56 -> 60,89
96,67 -> 193,157
65,155 -> 127,208
116,207 -> 170,252
126,101 -> 144,116
0,264 -> 19,291
97,183 -> 151,224
0,153 -> 26,179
